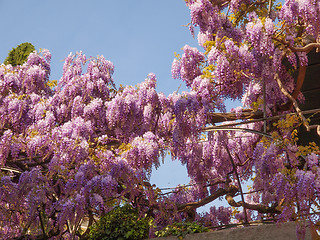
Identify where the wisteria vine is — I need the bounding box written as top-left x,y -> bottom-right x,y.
0,0 -> 320,239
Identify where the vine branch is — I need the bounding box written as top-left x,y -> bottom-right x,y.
275,73 -> 310,131
225,144 -> 249,223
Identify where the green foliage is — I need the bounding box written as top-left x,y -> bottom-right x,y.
88,204 -> 150,240
155,222 -> 209,239
4,42 -> 35,66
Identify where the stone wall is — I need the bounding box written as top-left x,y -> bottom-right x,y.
152,222 -> 315,240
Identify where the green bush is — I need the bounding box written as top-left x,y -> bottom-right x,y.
155,222 -> 209,239
4,42 -> 35,66
88,204 -> 150,240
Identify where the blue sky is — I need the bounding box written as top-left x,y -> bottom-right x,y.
0,0 -> 198,95
0,0 -> 200,189
1,2 -> 243,211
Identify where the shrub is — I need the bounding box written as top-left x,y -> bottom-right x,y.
88,204 -> 150,240
155,222 -> 209,239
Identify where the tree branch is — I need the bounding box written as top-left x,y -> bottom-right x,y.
39,207 -> 47,238
268,0 -> 272,17
273,37 -> 320,53
292,65 -> 307,100
275,73 -> 310,131
225,144 -> 249,223
278,63 -> 307,112
225,189 -> 281,214
205,108 -> 320,129
83,211 -> 94,236
203,126 -> 273,138
177,185 -> 237,212
207,110 -> 263,124
290,43 -> 320,53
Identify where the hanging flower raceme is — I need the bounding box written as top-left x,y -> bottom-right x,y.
172,45 -> 204,87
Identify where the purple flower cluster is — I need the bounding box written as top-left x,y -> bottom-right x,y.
198,206 -> 232,227
1,0 -> 320,237
246,17 -> 275,56
188,0 -> 220,34
172,45 -> 205,87
280,0 -> 320,38
0,50 -> 171,238
123,131 -> 160,170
